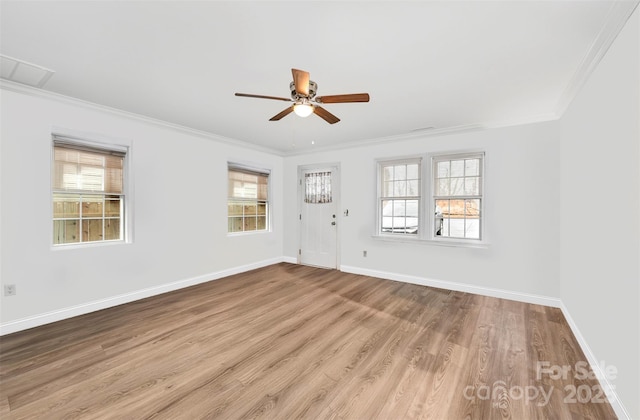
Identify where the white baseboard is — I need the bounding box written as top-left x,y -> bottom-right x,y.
0,257 -> 285,336
339,264 -> 629,419
339,265 -> 561,307
559,303 -> 631,419
282,256 -> 298,264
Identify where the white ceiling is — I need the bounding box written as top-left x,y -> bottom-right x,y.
1,1 -> 637,155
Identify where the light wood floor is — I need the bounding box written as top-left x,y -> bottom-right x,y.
0,263 -> 616,419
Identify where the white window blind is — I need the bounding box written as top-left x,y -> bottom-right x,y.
228,165 -> 269,233
52,140 -> 126,245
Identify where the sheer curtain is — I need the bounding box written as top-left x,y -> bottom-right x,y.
304,172 -> 332,204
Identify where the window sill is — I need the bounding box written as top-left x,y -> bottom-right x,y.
372,234 -> 490,249
227,230 -> 272,237
51,240 -> 129,251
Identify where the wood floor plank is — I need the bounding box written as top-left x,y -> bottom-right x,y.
0,263 -> 617,419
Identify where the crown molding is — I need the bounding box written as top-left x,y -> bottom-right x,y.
0,79 -> 285,156
554,0 -> 640,117
282,110 -> 563,157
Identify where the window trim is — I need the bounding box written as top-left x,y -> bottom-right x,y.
374,150 -> 488,248
227,162 -> 272,235
51,131 -> 132,249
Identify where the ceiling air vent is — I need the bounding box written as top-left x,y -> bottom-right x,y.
1,54 -> 55,88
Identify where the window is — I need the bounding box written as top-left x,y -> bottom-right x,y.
304,171 -> 332,204
228,165 -> 269,233
378,159 -> 421,235
376,152 -> 484,243
52,140 -> 126,245
433,153 -> 483,240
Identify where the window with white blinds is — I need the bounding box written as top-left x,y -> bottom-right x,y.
52,140 -> 126,245
228,165 -> 269,233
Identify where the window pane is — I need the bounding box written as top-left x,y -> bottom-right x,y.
244,217 -> 257,231
464,177 -> 479,195
406,164 -> 419,180
450,177 -> 464,196
53,194 -> 80,218
437,161 -> 449,178
228,202 -> 243,216
465,159 -> 479,176
441,218 -> 449,236
257,203 -> 267,215
435,199 -> 449,215
257,216 -> 267,230
406,200 -> 418,217
394,165 -> 406,180
393,180 -> 407,197
383,166 -> 393,182
82,219 -> 103,242
82,195 -> 103,217
228,217 -> 243,232
448,218 -> 466,238
105,197 -> 121,217
392,215 -> 405,229
407,180 -> 419,196
382,200 -> 393,216
244,203 -> 257,215
465,219 -> 480,239
384,181 -> 394,197
104,219 -> 121,240
448,199 -> 465,218
393,200 -> 406,217
451,160 -> 464,177
53,220 -> 79,244
437,178 -> 450,196
381,199 -> 392,232
465,199 -> 481,218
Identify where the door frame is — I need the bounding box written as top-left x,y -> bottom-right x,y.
297,163 -> 341,269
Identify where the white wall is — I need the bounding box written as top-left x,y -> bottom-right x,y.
284,121 -> 562,299
0,88 -> 283,330
559,8 -> 639,419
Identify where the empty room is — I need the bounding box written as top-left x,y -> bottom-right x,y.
1,1 -> 638,419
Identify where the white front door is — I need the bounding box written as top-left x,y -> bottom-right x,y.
299,166 -> 338,269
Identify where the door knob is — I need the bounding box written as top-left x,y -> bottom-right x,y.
331,221 -> 336,226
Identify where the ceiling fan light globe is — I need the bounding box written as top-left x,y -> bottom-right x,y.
293,103 -> 314,118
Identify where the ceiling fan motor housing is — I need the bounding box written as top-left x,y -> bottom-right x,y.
290,80 -> 317,100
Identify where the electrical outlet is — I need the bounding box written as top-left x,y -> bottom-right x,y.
363,250 -> 367,257
4,284 -> 16,296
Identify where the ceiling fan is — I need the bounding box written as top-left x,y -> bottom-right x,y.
235,68 -> 370,124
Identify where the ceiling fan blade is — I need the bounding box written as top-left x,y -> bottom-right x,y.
315,93 -> 370,103
235,93 -> 292,102
269,106 -> 294,121
291,68 -> 310,97
314,106 -> 340,124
